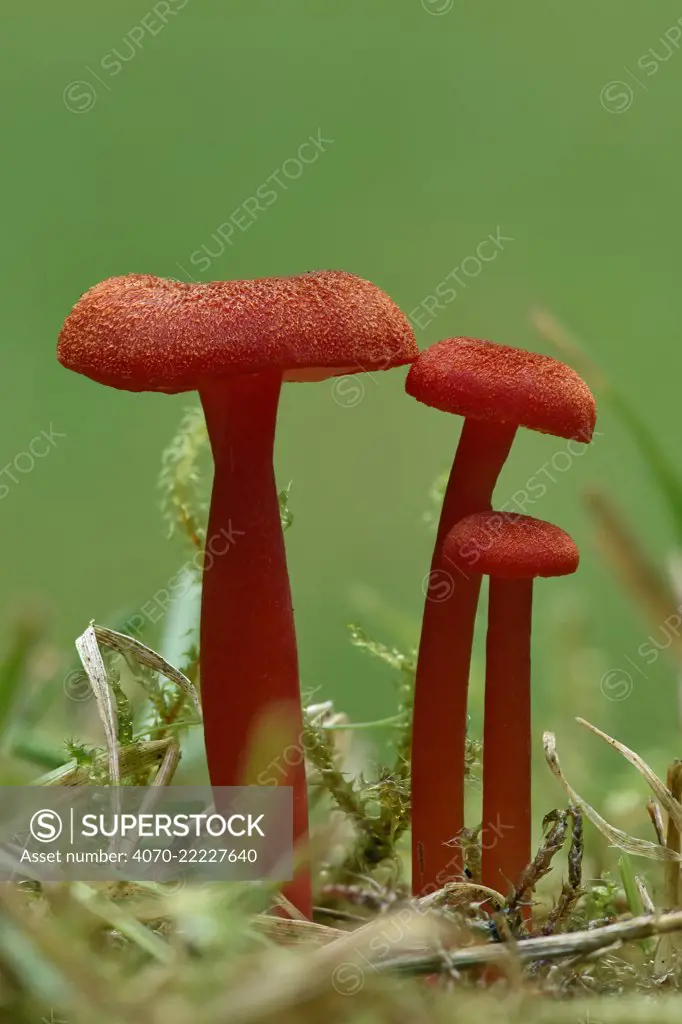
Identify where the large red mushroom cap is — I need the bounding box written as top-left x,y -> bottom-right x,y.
57,271 -> 418,393
445,512 -> 579,579
406,338 -> 596,442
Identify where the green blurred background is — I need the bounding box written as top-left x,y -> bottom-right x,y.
2,2 -> 681,814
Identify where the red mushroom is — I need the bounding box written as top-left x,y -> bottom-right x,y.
444,512 -> 579,901
58,270 -> 417,917
405,338 -> 595,896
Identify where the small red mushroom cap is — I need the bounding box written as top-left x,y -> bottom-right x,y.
57,271 -> 418,393
444,512 -> 579,579
406,338 -> 596,442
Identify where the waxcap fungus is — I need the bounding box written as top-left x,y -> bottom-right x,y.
406,338 -> 596,442
445,511 -> 579,579
58,271 -> 418,393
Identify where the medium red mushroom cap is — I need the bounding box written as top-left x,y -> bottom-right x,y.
406,338 -> 596,442
58,271 -> 418,393
445,512 -> 579,579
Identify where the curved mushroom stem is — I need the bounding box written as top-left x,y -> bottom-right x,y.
411,419 -> 516,897
200,374 -> 311,918
482,576 -> 532,905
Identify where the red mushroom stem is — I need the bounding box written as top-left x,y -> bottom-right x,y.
411,419 -> 516,896
200,373 -> 311,918
482,576 -> 533,901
